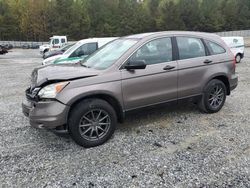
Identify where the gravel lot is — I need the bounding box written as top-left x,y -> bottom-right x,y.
0,49 -> 249,188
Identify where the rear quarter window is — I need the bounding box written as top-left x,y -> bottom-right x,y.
205,40 -> 226,55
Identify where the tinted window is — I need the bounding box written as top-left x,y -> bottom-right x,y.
177,37 -> 206,60
61,38 -> 66,43
54,39 -> 59,45
130,37 -> 172,65
71,43 -> 97,57
205,40 -> 226,55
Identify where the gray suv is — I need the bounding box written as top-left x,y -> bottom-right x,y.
22,31 -> 238,147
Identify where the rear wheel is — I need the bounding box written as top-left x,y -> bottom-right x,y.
235,54 -> 242,63
68,99 -> 117,147
198,79 -> 227,113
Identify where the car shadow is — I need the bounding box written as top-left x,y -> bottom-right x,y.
120,100 -> 200,129
47,99 -> 201,148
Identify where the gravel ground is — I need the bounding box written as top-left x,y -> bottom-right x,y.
0,49 -> 249,188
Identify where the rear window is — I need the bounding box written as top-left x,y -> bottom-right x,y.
205,40 -> 226,55
176,37 -> 206,60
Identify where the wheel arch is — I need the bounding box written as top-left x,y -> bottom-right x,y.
236,52 -> 243,58
43,48 -> 49,53
67,93 -> 124,125
206,75 -> 230,95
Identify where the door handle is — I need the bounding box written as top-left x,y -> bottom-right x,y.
163,65 -> 175,70
204,59 -> 213,64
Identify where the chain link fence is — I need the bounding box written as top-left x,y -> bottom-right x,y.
215,30 -> 250,37
1,30 -> 250,48
0,41 -> 47,48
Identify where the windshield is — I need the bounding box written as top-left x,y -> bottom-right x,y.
82,39 -> 138,70
49,39 -> 53,45
64,43 -> 81,55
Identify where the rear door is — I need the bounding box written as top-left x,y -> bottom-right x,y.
121,37 -> 178,110
176,36 -> 209,98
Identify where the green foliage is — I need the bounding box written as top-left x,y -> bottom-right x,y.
0,0 -> 249,41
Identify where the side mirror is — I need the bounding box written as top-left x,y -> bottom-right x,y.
124,60 -> 146,70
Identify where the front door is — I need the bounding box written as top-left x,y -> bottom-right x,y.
121,37 -> 178,111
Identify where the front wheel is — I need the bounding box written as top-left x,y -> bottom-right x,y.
198,79 -> 227,113
235,54 -> 242,63
68,99 -> 117,147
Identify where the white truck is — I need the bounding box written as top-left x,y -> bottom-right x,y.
39,36 -> 67,57
221,37 -> 244,63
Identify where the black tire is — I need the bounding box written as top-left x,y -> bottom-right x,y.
198,79 -> 227,113
235,54 -> 241,63
68,98 -> 117,147
43,49 -> 48,55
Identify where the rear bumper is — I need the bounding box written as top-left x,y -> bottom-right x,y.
229,74 -> 238,91
22,98 -> 69,129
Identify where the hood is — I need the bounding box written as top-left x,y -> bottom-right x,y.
44,51 -> 63,59
32,63 -> 100,87
43,54 -> 64,65
39,44 -> 50,50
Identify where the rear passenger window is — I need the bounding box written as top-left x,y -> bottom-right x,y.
205,40 -> 226,55
61,38 -> 66,43
130,37 -> 172,65
176,37 -> 206,60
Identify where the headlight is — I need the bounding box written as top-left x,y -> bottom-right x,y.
38,82 -> 69,99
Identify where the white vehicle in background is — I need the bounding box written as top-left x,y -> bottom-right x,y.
39,36 -> 67,57
221,37 -> 244,63
42,37 -> 118,65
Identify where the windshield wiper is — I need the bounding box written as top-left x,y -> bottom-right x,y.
81,64 -> 88,68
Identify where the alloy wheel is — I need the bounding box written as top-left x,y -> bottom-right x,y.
208,85 -> 225,109
79,109 -> 111,141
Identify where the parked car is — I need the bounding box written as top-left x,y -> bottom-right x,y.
0,45 -> 8,54
221,37 -> 244,63
39,35 -> 67,55
22,44 -> 30,49
43,43 -> 74,59
22,31 -> 238,148
42,37 -> 117,65
3,44 -> 13,50
30,43 -> 40,49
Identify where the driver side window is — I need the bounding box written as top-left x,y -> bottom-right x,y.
71,43 -> 97,57
53,39 -> 59,45
129,37 -> 172,65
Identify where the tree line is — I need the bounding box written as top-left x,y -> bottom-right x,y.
0,0 -> 250,41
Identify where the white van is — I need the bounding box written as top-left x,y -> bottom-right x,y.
221,37 -> 244,63
39,36 -> 67,56
42,37 -> 117,65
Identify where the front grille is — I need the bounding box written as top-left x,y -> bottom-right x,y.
26,87 -> 40,101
